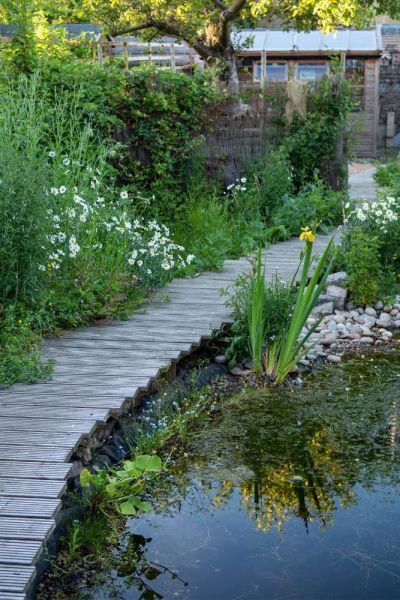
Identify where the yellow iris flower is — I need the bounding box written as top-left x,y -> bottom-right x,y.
299,227 -> 315,243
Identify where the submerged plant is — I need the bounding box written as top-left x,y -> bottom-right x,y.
264,229 -> 334,383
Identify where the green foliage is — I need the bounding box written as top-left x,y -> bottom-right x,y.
173,185 -> 268,271
222,261 -> 295,368
250,146 -> 294,219
265,234 -> 334,383
0,306 -> 53,386
36,61 -> 216,202
375,157 -> 400,193
282,73 -> 353,191
247,248 -> 265,377
79,454 -> 162,516
267,182 -> 344,242
339,227 -> 382,305
0,76 -> 52,308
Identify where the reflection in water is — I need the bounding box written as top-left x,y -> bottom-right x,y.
93,355 -> 400,599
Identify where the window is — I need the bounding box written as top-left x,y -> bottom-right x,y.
253,61 -> 287,82
345,59 -> 365,111
296,62 -> 327,82
266,62 -> 288,81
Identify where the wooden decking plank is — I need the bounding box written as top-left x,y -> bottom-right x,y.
0,479 -> 65,499
0,396 -> 125,410
0,497 -> 60,519
0,540 -> 42,564
0,517 -> 55,541
0,462 -> 71,480
0,406 -> 109,421
0,418 -> 97,433
0,432 -> 81,448
0,446 -> 70,463
0,565 -> 35,593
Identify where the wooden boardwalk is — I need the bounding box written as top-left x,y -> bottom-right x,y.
0,170 -> 371,599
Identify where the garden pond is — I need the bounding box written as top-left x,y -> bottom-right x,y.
92,353 -> 400,599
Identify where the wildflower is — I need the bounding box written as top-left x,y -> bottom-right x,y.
299,227 -> 315,243
186,254 -> 195,264
50,187 -> 59,195
48,151 -> 56,158
120,190 -> 129,200
69,235 -> 80,258
62,157 -> 71,166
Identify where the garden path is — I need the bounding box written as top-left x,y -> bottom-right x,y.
0,169 -> 372,599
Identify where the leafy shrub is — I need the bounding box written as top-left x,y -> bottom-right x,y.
339,227 -> 382,305
250,147 -> 293,219
339,190 -> 400,303
375,158 -> 400,191
282,73 -> 353,191
34,61 -> 216,203
173,182 -> 268,272
267,182 -> 343,242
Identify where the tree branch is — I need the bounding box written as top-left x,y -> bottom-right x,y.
212,0 -> 228,9
222,0 -> 247,23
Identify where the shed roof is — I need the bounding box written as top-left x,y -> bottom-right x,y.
234,29 -> 382,53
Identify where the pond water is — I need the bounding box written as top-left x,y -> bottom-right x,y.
94,355 -> 400,600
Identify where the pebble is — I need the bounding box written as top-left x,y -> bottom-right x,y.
327,320 -> 338,332
379,329 -> 393,338
359,336 -> 374,344
299,358 -> 310,366
320,334 -> 338,346
374,300 -> 384,310
383,305 -> 393,313
334,314 -> 346,324
230,367 -> 244,376
327,354 -> 341,364
365,307 -> 377,317
215,355 -> 227,364
390,308 -> 398,317
377,313 -> 391,327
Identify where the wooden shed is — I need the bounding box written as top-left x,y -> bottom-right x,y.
235,29 -> 382,157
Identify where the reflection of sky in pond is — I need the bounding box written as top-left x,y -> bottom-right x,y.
93,355 -> 400,600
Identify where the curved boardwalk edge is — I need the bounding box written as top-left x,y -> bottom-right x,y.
0,170 -> 370,598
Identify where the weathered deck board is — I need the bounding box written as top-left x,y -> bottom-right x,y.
0,201 -> 353,598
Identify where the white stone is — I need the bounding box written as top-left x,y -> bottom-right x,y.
365,307 -> 377,317
320,333 -> 338,346
383,305 -> 393,313
359,336 -> 374,344
327,354 -> 341,364
362,315 -> 377,328
327,272 -> 348,286
334,314 -> 346,324
377,313 -> 391,327
313,302 -> 334,316
326,284 -> 347,310
374,300 -> 384,310
327,320 -> 338,332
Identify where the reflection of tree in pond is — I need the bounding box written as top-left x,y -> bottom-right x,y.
190,357 -> 400,535
108,533 -> 188,599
